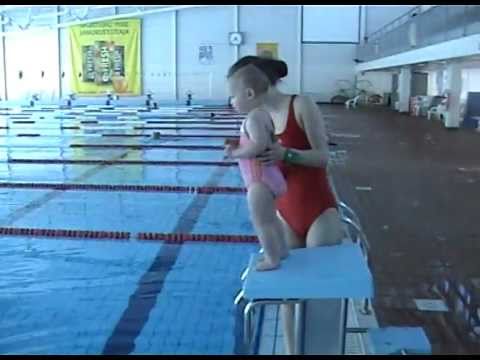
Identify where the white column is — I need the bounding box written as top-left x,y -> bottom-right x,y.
408,21 -> 417,48
443,62 -> 462,128
233,5 -> 239,62
0,14 -> 6,100
397,66 -> 411,113
173,10 -> 177,101
56,6 -> 62,100
297,5 -> 303,94
358,5 -> 367,44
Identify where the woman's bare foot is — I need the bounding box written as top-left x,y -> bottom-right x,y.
278,247 -> 289,260
256,251 -> 287,265
257,240 -> 289,263
277,240 -> 289,260
256,256 -> 281,271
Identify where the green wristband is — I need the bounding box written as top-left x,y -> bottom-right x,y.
283,148 -> 300,164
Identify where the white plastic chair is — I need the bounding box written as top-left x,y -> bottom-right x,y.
345,95 -> 360,109
427,103 -> 447,121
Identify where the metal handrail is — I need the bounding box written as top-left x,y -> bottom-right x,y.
338,201 -> 361,227
367,6 -> 422,41
340,212 -> 373,316
341,216 -> 371,254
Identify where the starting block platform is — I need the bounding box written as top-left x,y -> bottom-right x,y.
236,242 -> 374,354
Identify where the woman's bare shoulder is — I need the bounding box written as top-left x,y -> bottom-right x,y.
293,94 -> 319,111
292,95 -> 324,130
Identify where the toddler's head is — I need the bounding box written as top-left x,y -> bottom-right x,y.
227,56 -> 287,113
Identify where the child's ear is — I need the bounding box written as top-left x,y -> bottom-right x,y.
246,88 -> 255,99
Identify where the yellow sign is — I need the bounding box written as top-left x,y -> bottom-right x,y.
69,19 -> 141,95
256,43 -> 279,59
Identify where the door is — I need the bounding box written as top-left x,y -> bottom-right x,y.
411,72 -> 428,96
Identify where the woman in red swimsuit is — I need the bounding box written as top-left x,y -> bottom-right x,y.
227,56 -> 345,354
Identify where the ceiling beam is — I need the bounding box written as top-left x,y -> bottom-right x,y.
0,5 -> 213,38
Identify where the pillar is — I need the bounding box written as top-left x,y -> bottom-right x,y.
443,62 -> 462,128
397,66 -> 412,113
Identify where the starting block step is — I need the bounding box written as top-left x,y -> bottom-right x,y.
369,327 -> 431,355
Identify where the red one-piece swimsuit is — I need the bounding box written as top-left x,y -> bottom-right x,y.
276,95 -> 338,240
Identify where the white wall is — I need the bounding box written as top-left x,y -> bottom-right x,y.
0,35 -> 4,101
239,5 -> 299,94
177,6 -> 234,102
142,12 -> 175,100
4,5 -> 401,103
1,7 -> 60,103
302,44 -> 357,102
424,64 -> 480,111
59,24 -> 70,99
5,29 -> 60,103
302,5 -> 360,43
56,5 -> 356,102
461,68 -> 480,102
356,71 -> 393,95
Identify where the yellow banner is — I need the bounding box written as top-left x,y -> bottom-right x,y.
69,19 -> 141,95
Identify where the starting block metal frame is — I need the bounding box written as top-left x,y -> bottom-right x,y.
235,242 -> 374,355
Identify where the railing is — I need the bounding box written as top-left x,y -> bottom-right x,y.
366,6 -> 422,42
357,5 -> 480,63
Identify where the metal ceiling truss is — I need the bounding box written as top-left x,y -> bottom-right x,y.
0,5 -> 212,37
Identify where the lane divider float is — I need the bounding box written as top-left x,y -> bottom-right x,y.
0,182 -> 246,194
8,159 -> 237,166
137,232 -> 257,243
0,227 -> 130,239
0,227 -> 257,244
69,144 -> 225,150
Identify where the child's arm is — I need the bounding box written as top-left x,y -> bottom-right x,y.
230,110 -> 272,159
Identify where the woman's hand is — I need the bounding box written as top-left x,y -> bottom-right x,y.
224,143 -> 235,159
256,142 -> 287,165
224,138 -> 239,159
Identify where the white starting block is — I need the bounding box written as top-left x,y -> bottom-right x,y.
235,242 -> 374,354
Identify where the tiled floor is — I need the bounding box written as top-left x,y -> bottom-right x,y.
326,104 -> 480,353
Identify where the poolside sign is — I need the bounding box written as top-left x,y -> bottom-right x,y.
69,18 -> 141,96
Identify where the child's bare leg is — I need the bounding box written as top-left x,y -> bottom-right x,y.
257,231 -> 288,262
258,223 -> 288,257
276,231 -> 289,259
257,211 -> 288,262
247,182 -> 286,271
